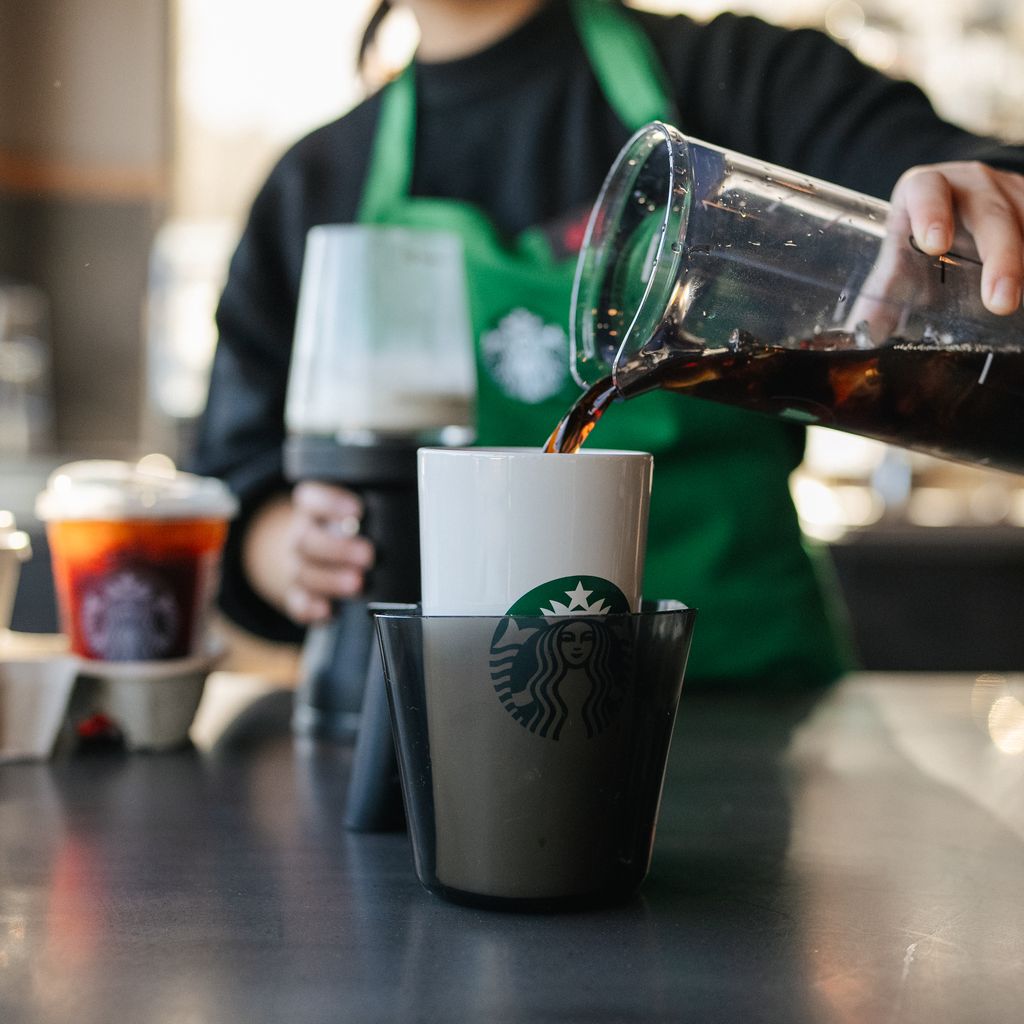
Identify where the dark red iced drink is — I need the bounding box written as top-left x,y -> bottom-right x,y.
37,461 -> 237,662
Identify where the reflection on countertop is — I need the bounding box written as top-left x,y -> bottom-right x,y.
3,671 -> 1023,1024
785,673 -> 1024,1022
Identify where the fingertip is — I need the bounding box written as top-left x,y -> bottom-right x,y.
987,276 -> 1023,316
285,589 -> 331,624
336,496 -> 365,521
326,513 -> 362,538
336,569 -> 364,597
348,535 -> 376,568
292,481 -> 364,520
923,222 -> 951,254
896,168 -> 953,254
331,487 -> 365,519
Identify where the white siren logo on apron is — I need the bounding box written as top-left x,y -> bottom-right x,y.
481,308 -> 569,403
489,576 -> 631,741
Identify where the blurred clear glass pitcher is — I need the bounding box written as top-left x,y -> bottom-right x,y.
567,122 -> 1024,472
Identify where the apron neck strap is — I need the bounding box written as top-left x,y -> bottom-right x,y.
358,64 -> 416,223
569,0 -> 675,129
359,0 -> 674,221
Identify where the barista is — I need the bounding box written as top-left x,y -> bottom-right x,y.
192,0 -> 1024,688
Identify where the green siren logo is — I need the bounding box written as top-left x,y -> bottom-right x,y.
490,576 -> 631,741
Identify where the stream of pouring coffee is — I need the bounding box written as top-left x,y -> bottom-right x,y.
544,376 -> 619,454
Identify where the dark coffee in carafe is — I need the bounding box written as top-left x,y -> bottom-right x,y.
548,334 -> 1024,472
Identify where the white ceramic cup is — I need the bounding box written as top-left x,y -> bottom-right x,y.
418,447 -> 653,617
414,446 -> 655,900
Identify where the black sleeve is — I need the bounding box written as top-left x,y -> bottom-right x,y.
188,96 -> 381,641
189,165 -> 306,642
644,12 -> 1024,199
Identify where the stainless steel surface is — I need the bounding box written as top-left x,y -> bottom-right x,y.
1,673 -> 1022,1023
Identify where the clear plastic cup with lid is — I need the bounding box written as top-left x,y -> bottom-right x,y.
35,456 -> 238,662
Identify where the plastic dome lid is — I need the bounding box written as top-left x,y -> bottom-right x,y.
35,456 -> 239,522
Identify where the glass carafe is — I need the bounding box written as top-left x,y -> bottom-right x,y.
569,122 -> 1024,473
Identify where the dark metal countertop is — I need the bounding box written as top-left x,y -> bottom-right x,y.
2,673 -> 1023,1024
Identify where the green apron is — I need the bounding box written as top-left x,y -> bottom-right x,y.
358,0 -> 849,687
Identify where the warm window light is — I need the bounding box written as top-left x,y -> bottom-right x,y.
971,674 -> 1024,755
967,484 -> 1012,525
177,0 -> 367,141
790,472 -> 884,540
790,474 -> 847,541
802,427 -> 889,479
988,695 -> 1024,755
1009,491 -> 1024,527
824,0 -> 865,40
177,0 -> 418,144
905,487 -> 967,527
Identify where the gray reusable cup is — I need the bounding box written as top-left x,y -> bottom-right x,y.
375,600 -> 696,911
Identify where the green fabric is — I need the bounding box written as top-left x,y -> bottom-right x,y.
569,0 -> 677,125
356,0 -> 848,687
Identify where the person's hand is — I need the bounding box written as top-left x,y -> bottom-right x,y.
282,481 -> 375,624
892,161 -> 1024,315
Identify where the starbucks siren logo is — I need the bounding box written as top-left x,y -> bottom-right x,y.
81,568 -> 179,661
490,576 -> 630,741
481,307 -> 568,404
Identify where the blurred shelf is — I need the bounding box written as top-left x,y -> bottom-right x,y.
0,150 -> 167,202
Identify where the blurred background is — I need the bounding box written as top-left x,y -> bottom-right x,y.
2,0 -> 1023,669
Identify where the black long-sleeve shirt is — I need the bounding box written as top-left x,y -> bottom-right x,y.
192,0 -> 1024,642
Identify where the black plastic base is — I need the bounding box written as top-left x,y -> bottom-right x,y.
285,436 -> 420,833
284,435 -> 419,487
290,702 -> 362,742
